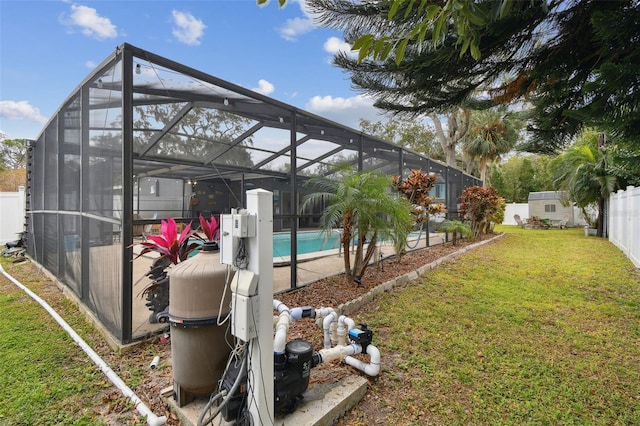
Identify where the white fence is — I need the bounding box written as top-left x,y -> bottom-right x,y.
0,187 -> 25,244
503,203 -> 530,225
609,185 -> 640,268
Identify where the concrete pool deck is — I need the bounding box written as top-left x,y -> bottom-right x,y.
272,231 -> 445,292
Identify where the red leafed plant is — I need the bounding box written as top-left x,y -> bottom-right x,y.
134,217 -> 200,265
392,169 -> 446,223
458,186 -> 505,237
199,213 -> 220,242
132,217 -> 201,322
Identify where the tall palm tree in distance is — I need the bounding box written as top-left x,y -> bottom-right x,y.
463,107 -> 521,186
551,129 -> 617,237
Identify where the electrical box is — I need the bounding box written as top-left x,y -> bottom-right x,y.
220,214 -> 236,265
232,294 -> 259,341
230,270 -> 259,297
232,212 -> 256,238
230,270 -> 259,341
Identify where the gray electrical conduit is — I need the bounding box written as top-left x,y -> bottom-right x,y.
197,353 -> 248,426
0,265 -> 167,426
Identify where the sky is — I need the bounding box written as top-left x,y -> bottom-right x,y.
0,0 -> 392,141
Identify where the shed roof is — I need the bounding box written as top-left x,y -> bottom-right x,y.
528,191 -> 567,201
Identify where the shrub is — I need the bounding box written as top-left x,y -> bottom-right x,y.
459,186 -> 505,238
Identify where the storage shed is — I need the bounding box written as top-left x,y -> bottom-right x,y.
528,191 -> 578,226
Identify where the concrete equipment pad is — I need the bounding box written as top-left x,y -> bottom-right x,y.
166,373 -> 368,426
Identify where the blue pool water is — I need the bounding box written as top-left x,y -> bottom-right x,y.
273,230 -> 341,257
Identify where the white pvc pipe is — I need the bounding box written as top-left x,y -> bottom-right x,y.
317,343 -> 359,364
339,315 -> 356,331
273,300 -> 304,321
0,265 -> 167,426
345,344 -> 381,377
322,311 -> 338,349
337,315 -> 356,346
273,299 -> 289,314
316,343 -> 381,376
272,300 -> 291,354
315,307 -> 335,318
290,307 -> 304,321
273,313 -> 291,354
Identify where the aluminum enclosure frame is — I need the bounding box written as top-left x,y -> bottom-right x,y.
25,43 -> 481,344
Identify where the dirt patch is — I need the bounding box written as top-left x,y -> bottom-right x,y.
2,234 -> 496,425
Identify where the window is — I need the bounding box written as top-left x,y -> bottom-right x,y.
544,204 -> 556,213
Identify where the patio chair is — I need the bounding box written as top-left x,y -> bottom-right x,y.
133,213 -> 144,237
514,214 -> 526,228
141,213 -> 158,240
559,214 -> 570,229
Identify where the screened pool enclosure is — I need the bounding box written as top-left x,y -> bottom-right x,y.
25,43 -> 481,344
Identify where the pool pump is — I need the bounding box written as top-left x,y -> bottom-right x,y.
221,338 -> 316,422
274,338 -> 315,414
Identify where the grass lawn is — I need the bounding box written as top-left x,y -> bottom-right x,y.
0,262 -> 112,425
1,226 -> 639,425
349,226 -> 640,425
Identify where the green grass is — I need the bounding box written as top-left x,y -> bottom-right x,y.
363,226 -> 640,425
0,259 -> 110,425
2,227 -> 639,425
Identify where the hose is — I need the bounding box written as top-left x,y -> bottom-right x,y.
197,351 -> 248,426
406,221 -> 425,249
0,264 -> 167,426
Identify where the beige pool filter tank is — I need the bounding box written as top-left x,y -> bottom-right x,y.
167,242 -> 232,407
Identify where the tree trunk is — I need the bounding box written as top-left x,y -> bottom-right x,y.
597,195 -> 605,238
355,233 -> 378,279
341,215 -> 353,278
479,156 -> 488,186
351,230 -> 367,280
429,109 -> 470,168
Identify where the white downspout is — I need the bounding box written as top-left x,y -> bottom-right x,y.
0,265 -> 167,426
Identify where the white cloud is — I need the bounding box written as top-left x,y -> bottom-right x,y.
323,36 -> 356,58
252,79 -> 275,95
278,17 -> 314,41
277,0 -> 317,41
171,10 -> 206,46
0,101 -> 48,124
305,94 -> 388,129
63,4 -> 117,40
85,60 -> 97,69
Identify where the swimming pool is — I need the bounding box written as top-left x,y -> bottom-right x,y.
273,230 -> 341,258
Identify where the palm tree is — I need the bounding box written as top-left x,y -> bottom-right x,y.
551,130 -> 617,237
302,169 -> 413,284
464,107 -> 521,185
437,220 -> 472,245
